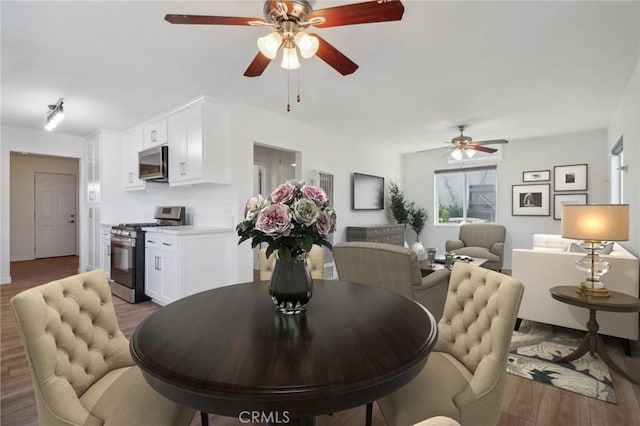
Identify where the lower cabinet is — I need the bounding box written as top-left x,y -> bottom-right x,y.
144,230 -> 235,306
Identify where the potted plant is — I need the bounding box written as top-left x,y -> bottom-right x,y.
408,205 -> 428,258
389,182 -> 410,246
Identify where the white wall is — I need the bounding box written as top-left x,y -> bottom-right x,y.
1,126 -> 86,283
403,129 -> 610,270
608,57 -> 640,258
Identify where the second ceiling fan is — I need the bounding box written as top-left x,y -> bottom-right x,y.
165,0 -> 405,77
446,126 -> 509,160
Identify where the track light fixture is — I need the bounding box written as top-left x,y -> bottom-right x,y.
45,99 -> 64,131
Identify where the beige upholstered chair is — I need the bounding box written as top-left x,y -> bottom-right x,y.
378,263 -> 524,426
259,245 -> 325,280
10,269 -> 195,426
445,224 -> 506,271
333,242 -> 451,321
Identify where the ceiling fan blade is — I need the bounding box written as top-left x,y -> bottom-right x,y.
471,139 -> 509,145
469,145 -> 498,154
313,34 -> 359,75
309,0 -> 405,28
165,14 -> 263,26
244,52 -> 272,77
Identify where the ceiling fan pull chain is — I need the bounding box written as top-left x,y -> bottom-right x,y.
297,69 -> 301,103
287,69 -> 291,112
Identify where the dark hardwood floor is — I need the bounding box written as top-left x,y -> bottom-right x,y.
1,257 -> 639,425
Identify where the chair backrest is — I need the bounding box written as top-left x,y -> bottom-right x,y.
10,269 -> 132,422
259,246 -> 325,280
458,223 -> 506,249
333,242 -> 421,299
436,263 -> 523,375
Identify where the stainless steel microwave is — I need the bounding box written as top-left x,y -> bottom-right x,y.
138,145 -> 168,182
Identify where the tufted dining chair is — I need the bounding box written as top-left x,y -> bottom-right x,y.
10,269 -> 195,426
445,223 -> 506,271
259,245 -> 325,280
377,263 -> 524,426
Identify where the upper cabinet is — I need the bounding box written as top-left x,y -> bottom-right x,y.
121,127 -> 146,191
168,98 -> 231,186
143,118 -> 168,149
86,133 -> 102,204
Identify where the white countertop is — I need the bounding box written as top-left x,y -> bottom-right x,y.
141,225 -> 234,235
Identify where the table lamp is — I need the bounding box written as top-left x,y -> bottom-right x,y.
561,204 -> 629,297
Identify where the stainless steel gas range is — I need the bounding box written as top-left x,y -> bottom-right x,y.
109,206 -> 185,303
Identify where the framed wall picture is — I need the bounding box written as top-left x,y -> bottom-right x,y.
523,170 -> 550,182
512,184 -> 550,216
554,193 -> 588,220
554,164 -> 588,191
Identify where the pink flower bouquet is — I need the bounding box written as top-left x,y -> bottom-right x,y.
237,181 -> 336,260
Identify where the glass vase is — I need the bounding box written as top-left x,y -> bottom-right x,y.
269,253 -> 313,315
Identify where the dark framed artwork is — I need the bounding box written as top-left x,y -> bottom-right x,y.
523,170 -> 550,182
554,164 -> 588,191
512,184 -> 550,216
554,193 -> 588,220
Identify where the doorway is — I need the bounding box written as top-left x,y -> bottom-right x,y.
34,172 -> 77,258
252,145 -> 300,275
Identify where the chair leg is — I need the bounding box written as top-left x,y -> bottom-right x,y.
514,317 -> 522,331
365,402 -> 373,426
201,411 -> 209,426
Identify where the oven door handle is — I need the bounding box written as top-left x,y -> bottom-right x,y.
111,236 -> 135,247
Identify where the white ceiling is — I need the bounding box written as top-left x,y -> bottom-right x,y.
2,1 -> 638,153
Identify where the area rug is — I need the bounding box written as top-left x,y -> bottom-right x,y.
506,320 -> 617,403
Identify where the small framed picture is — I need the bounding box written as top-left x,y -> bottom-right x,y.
523,170 -> 550,182
554,164 -> 588,191
512,184 -> 550,216
554,193 -> 588,220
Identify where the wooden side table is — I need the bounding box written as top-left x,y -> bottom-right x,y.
549,286 -> 640,384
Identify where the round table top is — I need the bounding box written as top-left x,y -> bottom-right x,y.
549,286 -> 640,313
130,280 -> 438,418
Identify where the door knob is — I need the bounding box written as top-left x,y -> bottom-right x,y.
68,220 -> 75,224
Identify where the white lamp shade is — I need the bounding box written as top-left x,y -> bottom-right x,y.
561,204 -> 629,241
281,46 -> 301,70
451,148 -> 463,161
465,148 -> 476,158
257,32 -> 283,59
294,32 -> 319,58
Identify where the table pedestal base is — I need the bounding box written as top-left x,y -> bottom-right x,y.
555,309 -> 638,385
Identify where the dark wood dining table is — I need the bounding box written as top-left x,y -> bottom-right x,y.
130,279 -> 438,424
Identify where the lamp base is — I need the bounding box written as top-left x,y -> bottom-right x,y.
576,283 -> 610,297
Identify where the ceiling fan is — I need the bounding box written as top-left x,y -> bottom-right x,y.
446,125 -> 508,160
164,0 -> 405,77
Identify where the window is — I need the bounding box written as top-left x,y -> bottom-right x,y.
435,166 -> 497,225
611,136 -> 624,203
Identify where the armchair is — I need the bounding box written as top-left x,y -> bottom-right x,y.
9,269 -> 195,426
445,224 -> 506,271
333,242 -> 450,321
378,263 -> 524,426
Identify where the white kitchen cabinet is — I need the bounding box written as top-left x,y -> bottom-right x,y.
143,229 -> 236,305
86,133 -> 102,204
168,97 -> 231,186
121,127 -> 146,191
143,118 -> 168,149
85,206 -> 101,271
145,234 -> 179,305
100,224 -> 112,278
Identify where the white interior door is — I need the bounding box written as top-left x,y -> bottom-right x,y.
35,172 -> 77,258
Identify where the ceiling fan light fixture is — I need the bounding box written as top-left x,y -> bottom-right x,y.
281,46 -> 301,70
451,148 -> 463,161
294,32 -> 319,58
465,148 -> 476,158
257,31 -> 283,59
